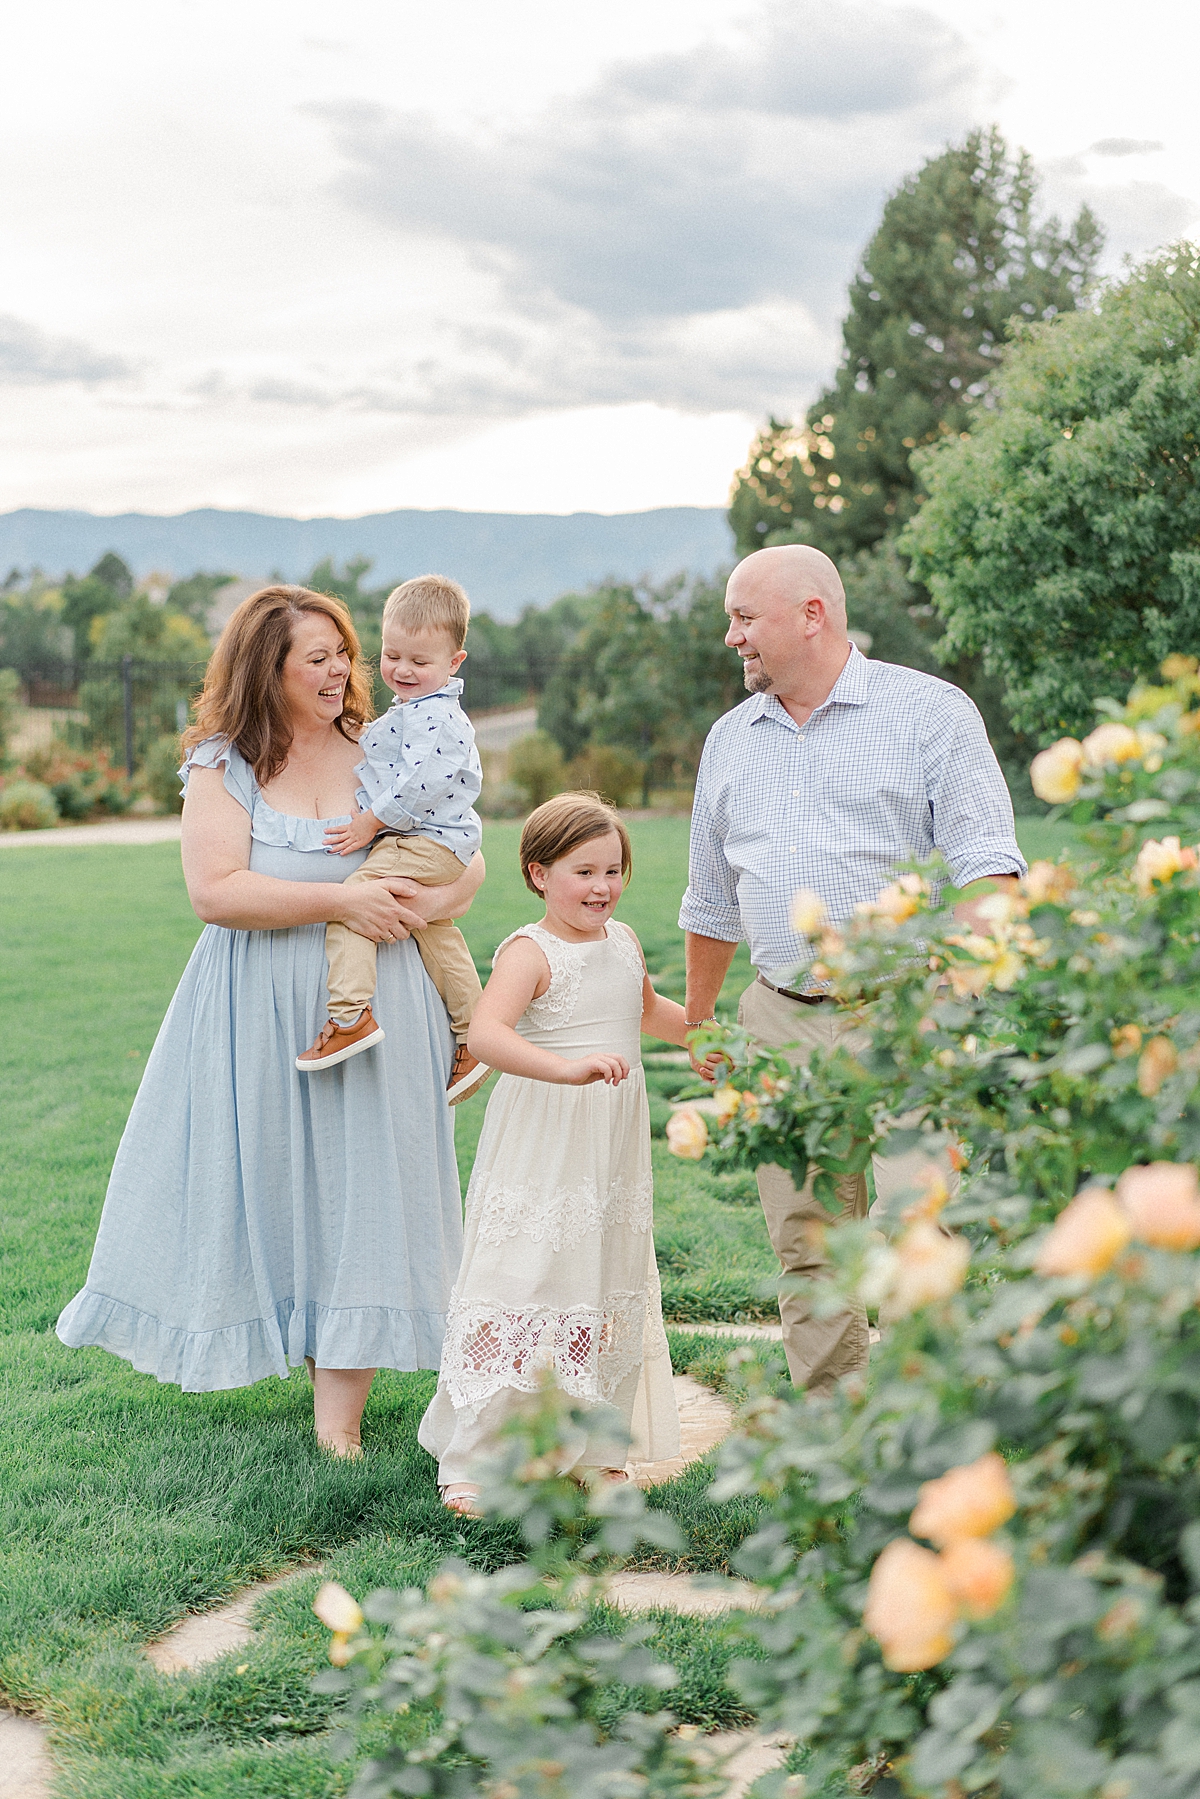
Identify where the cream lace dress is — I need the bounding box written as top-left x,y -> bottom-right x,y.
418,919 -> 680,1482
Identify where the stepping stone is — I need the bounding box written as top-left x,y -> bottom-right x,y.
0,1710 -> 52,1799
630,1374 -> 734,1485
604,1572 -> 767,1615
145,1569 -> 316,1674
686,1728 -> 792,1799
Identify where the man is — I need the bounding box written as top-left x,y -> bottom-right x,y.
680,544 -> 1024,1394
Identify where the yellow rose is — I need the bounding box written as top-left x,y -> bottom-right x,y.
1034,1186 -> 1131,1278
886,1221 -> 971,1316
313,1581 -> 364,1635
1116,1161 -> 1200,1250
988,949 -> 1025,991
1082,721 -> 1142,767
939,1538 -> 1015,1619
859,880 -> 921,925
1133,836 -> 1198,895
1138,1035 -> 1178,1096
1162,653 -> 1199,681
666,1107 -> 709,1160
1030,738 -> 1084,804
739,1091 -> 761,1125
714,1086 -> 743,1128
791,889 -> 827,935
909,1452 -> 1016,1547
1023,860 -> 1076,905
863,1539 -> 958,1671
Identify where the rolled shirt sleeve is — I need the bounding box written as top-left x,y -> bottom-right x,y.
925,692 -> 1027,887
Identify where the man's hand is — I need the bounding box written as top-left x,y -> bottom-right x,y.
953,874 -> 1020,934
324,808 -> 382,856
686,1026 -> 732,1085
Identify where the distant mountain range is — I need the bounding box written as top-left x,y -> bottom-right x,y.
0,505 -> 734,619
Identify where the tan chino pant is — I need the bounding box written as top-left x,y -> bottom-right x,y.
325,836 -> 483,1040
737,979 -> 959,1395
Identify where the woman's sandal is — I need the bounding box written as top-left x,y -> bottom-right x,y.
599,1468 -> 629,1483
440,1483 -> 484,1518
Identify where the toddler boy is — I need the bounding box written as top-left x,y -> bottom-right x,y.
295,574 -> 489,1105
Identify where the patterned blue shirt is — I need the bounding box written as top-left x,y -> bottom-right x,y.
355,676 -> 483,865
679,647 -> 1026,982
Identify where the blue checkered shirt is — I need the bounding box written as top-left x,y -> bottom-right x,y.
679,647 -> 1026,983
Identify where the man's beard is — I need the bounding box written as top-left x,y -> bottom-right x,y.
742,656 -> 772,694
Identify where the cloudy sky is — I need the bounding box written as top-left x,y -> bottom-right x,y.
1,0 -> 1197,518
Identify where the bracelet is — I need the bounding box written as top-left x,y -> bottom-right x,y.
685,1016 -> 718,1029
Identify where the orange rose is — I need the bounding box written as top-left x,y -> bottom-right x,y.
909,1452 -> 1016,1547
939,1538 -> 1015,1619
1034,1187 -> 1132,1278
1116,1161 -> 1200,1250
1138,1036 -> 1178,1097
863,1539 -> 958,1671
665,1108 -> 708,1161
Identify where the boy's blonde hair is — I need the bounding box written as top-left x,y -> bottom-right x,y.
382,574 -> 470,650
519,791 -> 632,896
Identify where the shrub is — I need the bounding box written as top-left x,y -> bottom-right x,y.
567,744 -> 645,807
139,734 -> 185,814
508,731 -> 567,809
0,778 -> 58,831
0,667 -> 20,763
23,746 -> 131,820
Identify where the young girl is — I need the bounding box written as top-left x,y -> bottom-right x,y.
418,791 -> 699,1513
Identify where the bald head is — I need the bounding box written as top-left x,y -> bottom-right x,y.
726,544 -> 847,629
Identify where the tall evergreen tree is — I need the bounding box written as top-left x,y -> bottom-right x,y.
729,127 -> 1104,557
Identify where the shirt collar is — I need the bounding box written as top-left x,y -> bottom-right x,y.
747,643 -> 869,728
388,676 -> 464,708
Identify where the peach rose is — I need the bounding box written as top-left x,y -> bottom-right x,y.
1133,836 -> 1197,896
1023,860 -> 1076,905
1116,1161 -> 1200,1250
313,1581 -> 365,1667
1034,1187 -> 1131,1278
1138,1035 -> 1178,1097
791,889 -> 827,936
863,1539 -> 958,1671
666,1107 -> 709,1160
1030,739 -> 1084,804
1082,722 -> 1142,767
909,1452 -> 1016,1547
859,878 -> 922,925
939,1538 -> 1015,1619
886,1221 -> 971,1315
713,1086 -> 743,1128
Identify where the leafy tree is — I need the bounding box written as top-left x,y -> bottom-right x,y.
166,571 -> 234,630
904,243 -> 1200,741
89,596 -> 209,662
729,127 -> 1103,559
0,574 -> 70,668
60,553 -> 135,660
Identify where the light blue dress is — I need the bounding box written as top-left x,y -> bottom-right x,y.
56,738 -> 463,1392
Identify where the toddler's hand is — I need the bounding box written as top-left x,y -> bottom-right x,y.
324,809 -> 380,856
565,1053 -> 630,1087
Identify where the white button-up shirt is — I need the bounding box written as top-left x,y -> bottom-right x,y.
355,677 -> 483,864
679,647 -> 1025,982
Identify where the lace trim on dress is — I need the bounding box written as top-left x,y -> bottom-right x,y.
493,921 -> 585,1030
439,1290 -> 648,1415
469,1164 -> 654,1252
606,919 -> 646,984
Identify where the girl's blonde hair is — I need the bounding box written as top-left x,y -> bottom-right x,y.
519,790 -> 632,895
183,585 -> 374,785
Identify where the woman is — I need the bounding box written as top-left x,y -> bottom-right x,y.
57,586 -> 483,1456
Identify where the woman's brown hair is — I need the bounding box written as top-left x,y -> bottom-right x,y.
183,585 -> 375,785
519,791 -> 632,895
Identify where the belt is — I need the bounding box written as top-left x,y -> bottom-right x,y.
757,974 -> 832,1006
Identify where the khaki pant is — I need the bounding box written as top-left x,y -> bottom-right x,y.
738,979 -> 959,1395
325,836 -> 482,1040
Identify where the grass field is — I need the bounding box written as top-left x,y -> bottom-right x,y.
0,815 -> 1074,1796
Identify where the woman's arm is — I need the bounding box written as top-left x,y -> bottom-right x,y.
181,768 -> 418,941
467,938 -> 630,1086
382,850 -> 485,924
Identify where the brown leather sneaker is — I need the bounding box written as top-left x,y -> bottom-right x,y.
447,1044 -> 492,1106
296,1008 -> 385,1072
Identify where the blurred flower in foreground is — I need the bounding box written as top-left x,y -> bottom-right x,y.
791,888 -> 827,936
864,1538 -> 959,1670
1030,738 -> 1084,803
910,1452 -> 1016,1547
1133,835 -> 1197,895
1022,859 -> 1076,905
857,873 -> 925,926
713,1086 -> 742,1128
313,1580 -> 364,1666
1082,721 -> 1142,766
1117,1161 -> 1200,1249
884,1220 -> 970,1315
666,1108 -> 708,1160
1034,1186 -> 1131,1277
1138,1035 -> 1178,1096
939,1537 -> 1015,1619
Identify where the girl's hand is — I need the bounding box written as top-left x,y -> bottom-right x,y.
563,1053 -> 630,1087
335,881 -> 413,944
324,808 -> 381,856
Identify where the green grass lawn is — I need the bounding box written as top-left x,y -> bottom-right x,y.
0,813 -> 1076,1796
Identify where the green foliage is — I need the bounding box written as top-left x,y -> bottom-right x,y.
905,244 -> 1200,742
61,554 -> 134,659
0,776 -> 57,830
0,666 -> 19,761
166,570 -> 235,629
89,594 -> 210,661
140,734 -> 186,813
507,731 -> 568,809
567,744 -> 645,807
21,745 -> 131,819
729,128 -> 1103,561
0,571 -> 69,667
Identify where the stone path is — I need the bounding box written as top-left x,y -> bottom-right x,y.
0,818 -> 182,848
144,1570 -> 313,1674
0,1713 -> 51,1799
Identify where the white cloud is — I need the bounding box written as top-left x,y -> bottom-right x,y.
0,315 -> 136,386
